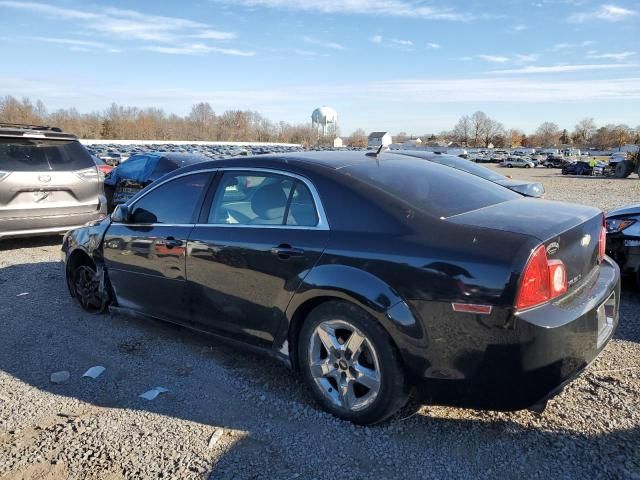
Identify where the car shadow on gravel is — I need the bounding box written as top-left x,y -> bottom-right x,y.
1,260 -> 639,479
0,235 -> 62,251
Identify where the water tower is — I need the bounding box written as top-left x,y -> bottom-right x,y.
311,106 -> 338,137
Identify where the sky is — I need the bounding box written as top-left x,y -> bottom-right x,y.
0,0 -> 639,135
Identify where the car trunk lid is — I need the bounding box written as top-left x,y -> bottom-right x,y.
447,198 -> 603,293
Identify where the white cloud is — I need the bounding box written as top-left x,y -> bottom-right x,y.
427,42 -> 442,49
303,36 -> 345,50
142,44 -> 255,56
391,39 -> 413,46
3,75 -> 639,110
514,54 -> 539,63
191,30 -> 237,40
487,63 -> 639,74
32,37 -> 120,52
569,4 -> 638,22
479,55 -> 510,63
0,1 -> 96,20
1,1 -> 241,55
587,51 -> 636,61
551,40 -> 594,51
370,35 -> 383,44
292,49 -> 329,57
511,24 -> 528,32
213,0 -> 474,21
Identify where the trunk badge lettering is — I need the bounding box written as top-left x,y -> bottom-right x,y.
546,242 -> 559,255
38,174 -> 51,183
581,234 -> 591,247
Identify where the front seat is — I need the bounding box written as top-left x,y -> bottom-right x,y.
250,182 -> 287,224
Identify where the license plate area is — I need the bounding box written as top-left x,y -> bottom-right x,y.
596,292 -> 616,348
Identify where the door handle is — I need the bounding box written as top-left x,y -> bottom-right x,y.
164,237 -> 183,249
270,244 -> 305,259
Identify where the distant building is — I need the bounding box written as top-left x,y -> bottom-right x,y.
333,137 -> 344,148
368,132 -> 392,148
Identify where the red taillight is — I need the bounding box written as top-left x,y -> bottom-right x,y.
599,215 -> 606,262
516,245 -> 567,311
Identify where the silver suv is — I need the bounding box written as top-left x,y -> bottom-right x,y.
0,123 -> 106,240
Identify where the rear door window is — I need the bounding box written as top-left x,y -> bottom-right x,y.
0,138 -> 94,171
208,171 -> 319,227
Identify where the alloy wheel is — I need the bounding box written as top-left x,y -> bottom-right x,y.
308,319 -> 381,411
74,265 -> 104,313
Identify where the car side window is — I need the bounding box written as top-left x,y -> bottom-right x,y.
286,181 -> 318,226
208,172 -> 318,227
129,173 -> 209,224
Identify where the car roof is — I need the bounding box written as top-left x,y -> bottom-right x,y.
175,150 -> 421,176
0,123 -> 77,141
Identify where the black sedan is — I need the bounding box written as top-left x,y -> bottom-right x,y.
62,151 -> 620,424
606,203 -> 640,287
394,151 -> 545,197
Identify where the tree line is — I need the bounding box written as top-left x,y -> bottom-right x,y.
0,96 -> 321,146
1,96 -> 638,149
437,112 -> 639,150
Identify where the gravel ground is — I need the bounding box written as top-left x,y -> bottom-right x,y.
1,166 -> 639,479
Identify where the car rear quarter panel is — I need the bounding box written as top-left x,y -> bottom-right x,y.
284,222 -> 537,380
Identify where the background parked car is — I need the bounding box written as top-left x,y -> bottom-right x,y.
91,154 -> 114,176
501,157 -> 535,168
0,123 -> 106,240
394,151 -> 545,197
104,152 -> 209,211
544,157 -> 568,168
606,203 -> 640,287
562,160 -> 609,176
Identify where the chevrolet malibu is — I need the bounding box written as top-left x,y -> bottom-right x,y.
62,151 -> 620,424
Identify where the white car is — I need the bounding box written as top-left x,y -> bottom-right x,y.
501,157 -> 535,168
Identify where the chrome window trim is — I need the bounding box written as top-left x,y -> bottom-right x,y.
114,166 -> 330,231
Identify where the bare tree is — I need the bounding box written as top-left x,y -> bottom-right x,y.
347,129 -> 367,147
452,115 -> 472,147
573,118 -> 596,147
535,122 -> 561,147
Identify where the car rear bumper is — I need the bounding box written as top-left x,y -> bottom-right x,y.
411,257 -> 620,411
0,211 -> 105,240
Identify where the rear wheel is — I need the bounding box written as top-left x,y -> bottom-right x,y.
298,301 -> 409,424
72,264 -> 108,314
614,160 -> 633,179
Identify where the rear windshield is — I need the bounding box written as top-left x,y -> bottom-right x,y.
0,138 -> 94,172
343,158 -> 519,218
432,155 -> 505,181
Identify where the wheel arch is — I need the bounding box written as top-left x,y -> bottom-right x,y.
65,248 -> 96,297
281,264 -> 424,372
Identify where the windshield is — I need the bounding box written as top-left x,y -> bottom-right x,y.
0,138 -> 94,172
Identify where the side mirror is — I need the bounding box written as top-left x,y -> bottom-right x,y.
111,204 -> 130,223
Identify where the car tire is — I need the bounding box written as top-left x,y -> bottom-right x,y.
71,262 -> 109,314
298,300 -> 409,425
507,164 -> 513,168
614,161 -> 633,179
